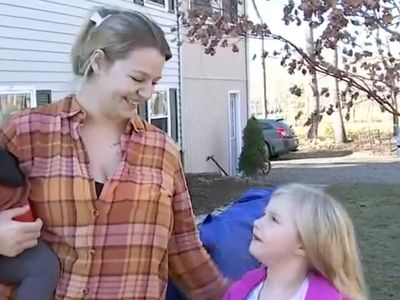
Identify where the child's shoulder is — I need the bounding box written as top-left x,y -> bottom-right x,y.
307,272 -> 345,300
223,269 -> 347,300
222,268 -> 266,300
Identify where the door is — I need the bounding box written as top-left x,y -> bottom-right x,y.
229,91 -> 240,176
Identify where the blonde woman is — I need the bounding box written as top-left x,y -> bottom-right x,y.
223,184 -> 367,300
0,5 -> 228,300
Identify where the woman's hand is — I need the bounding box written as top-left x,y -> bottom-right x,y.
0,206 -> 43,257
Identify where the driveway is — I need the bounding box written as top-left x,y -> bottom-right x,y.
270,152 -> 400,185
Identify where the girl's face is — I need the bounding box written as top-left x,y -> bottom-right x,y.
92,47 -> 165,121
249,194 -> 304,266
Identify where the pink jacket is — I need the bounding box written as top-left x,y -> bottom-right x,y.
222,268 -> 350,300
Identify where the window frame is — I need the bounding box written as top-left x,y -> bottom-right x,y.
189,0 -> 240,20
189,0 -> 222,14
147,89 -> 171,136
144,0 -> 168,12
0,85 -> 37,122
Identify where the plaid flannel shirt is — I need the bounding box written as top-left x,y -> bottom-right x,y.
0,96 -> 227,300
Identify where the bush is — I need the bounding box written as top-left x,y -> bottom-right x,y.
238,117 -> 268,177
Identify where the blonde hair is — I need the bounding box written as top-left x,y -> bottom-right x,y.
71,5 -> 172,77
272,184 -> 367,300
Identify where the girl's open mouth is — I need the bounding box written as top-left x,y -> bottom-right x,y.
252,233 -> 261,242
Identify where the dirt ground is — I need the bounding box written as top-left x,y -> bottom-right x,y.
188,151 -> 400,214
186,150 -> 400,300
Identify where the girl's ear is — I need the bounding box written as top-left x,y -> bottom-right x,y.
295,241 -> 307,257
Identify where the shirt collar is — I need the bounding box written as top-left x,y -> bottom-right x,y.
60,94 -> 145,134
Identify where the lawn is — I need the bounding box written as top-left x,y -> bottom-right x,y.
188,178 -> 400,300
327,185 -> 400,300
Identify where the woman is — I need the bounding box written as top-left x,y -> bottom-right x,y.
0,6 -> 228,300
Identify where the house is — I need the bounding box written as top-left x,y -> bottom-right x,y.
0,0 -> 181,144
180,0 -> 249,176
0,0 -> 248,176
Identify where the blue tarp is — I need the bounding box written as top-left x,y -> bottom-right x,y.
166,188 -> 274,300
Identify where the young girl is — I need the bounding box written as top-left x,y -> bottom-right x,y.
223,183 -> 367,300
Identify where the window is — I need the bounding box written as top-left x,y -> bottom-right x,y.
168,0 -> 175,12
222,0 -> 238,20
135,0 -> 174,11
191,0 -> 219,14
190,0 -> 238,19
146,0 -> 165,7
146,89 -> 179,143
149,91 -> 169,135
0,86 -> 36,124
258,121 -> 273,130
36,90 -> 52,106
169,88 -> 178,142
191,0 -> 212,11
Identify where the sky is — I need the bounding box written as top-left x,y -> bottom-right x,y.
245,0 -> 388,118
247,0 -> 309,117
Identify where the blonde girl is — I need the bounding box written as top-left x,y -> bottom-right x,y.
223,183 -> 367,300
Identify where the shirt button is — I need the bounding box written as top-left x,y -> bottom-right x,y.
83,288 -> 89,295
92,209 -> 100,217
89,249 -> 96,257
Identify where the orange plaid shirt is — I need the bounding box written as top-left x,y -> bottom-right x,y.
0,96 -> 227,300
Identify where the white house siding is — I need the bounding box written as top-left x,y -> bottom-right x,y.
0,0 -> 180,99
181,42 -> 248,174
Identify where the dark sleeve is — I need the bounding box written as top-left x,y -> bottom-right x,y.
0,149 -> 25,187
0,116 -> 26,187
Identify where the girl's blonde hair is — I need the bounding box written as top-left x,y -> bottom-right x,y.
71,5 -> 172,78
273,184 -> 367,300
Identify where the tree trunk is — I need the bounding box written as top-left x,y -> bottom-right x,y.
391,77 -> 399,136
306,25 -> 320,140
252,0 -> 268,118
262,36 -> 268,118
333,47 -> 348,143
382,36 -> 398,136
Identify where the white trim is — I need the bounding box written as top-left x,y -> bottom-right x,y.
167,89 -> 171,137
0,85 -> 37,108
237,0 -> 245,15
188,0 -> 240,22
188,0 -> 223,13
184,76 -> 246,81
0,85 -> 37,123
144,0 -> 168,12
147,89 -> 171,136
228,90 -> 241,176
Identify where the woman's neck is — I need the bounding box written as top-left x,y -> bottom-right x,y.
77,84 -> 126,130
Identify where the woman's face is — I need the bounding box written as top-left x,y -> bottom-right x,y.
93,47 -> 166,121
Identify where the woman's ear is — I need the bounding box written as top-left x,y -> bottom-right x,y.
90,49 -> 107,75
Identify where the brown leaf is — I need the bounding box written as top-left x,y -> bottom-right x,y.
346,0 -> 362,9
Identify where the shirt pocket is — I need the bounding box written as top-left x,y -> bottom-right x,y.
110,168 -> 174,243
